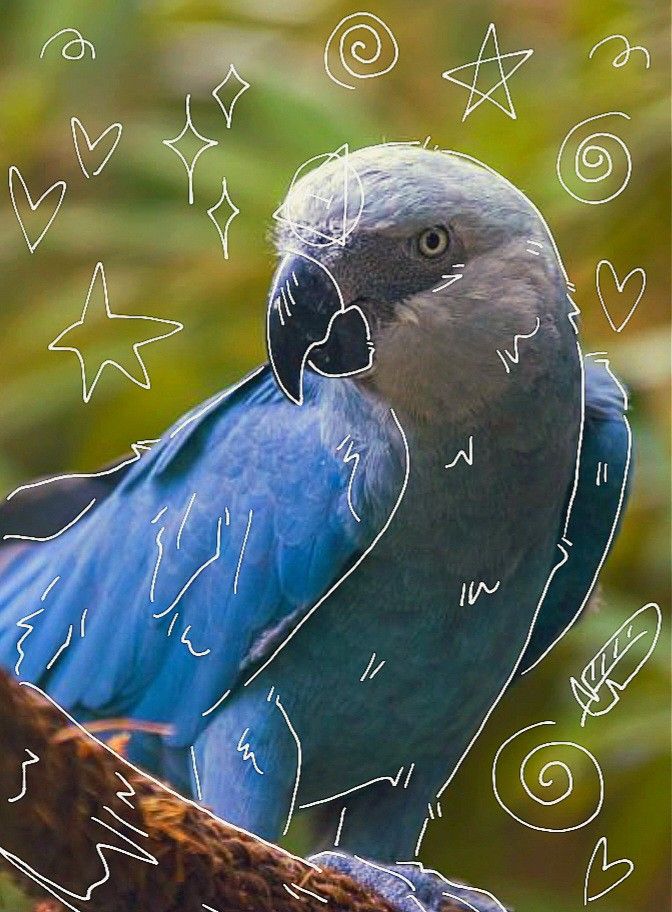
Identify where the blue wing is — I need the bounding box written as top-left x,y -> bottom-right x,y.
0,366 -> 405,746
518,353 -> 632,673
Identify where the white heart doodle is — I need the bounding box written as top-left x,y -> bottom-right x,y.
584,836 -> 634,904
596,259 -> 646,332
70,116 -> 123,178
8,165 -> 67,254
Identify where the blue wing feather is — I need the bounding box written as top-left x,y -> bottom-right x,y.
0,366 -> 400,745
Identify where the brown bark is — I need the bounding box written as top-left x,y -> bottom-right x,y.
0,670 -> 460,912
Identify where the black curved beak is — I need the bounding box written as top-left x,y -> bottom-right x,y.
267,252 -> 374,404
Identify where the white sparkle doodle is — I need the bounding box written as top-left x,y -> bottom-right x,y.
40,28 -> 95,60
445,435 -> 473,469
48,261 -> 183,403
236,728 -> 265,775
459,580 -> 501,607
492,720 -> 604,832
571,602 -> 662,727
596,259 -> 646,332
207,178 -> 240,260
211,65 -> 250,127
432,264 -> 464,293
589,34 -> 651,69
584,836 -> 634,904
324,12 -> 399,90
70,117 -> 123,178
336,435 -> 363,523
495,316 -> 540,373
162,94 -> 218,205
556,112 -> 632,205
7,749 -> 40,803
441,23 -> 533,121
8,165 -> 66,254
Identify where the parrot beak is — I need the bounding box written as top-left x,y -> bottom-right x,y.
267,251 -> 374,405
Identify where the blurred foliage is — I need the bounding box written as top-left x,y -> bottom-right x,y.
0,0 -> 669,910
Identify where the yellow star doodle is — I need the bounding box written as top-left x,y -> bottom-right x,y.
48,261 -> 183,403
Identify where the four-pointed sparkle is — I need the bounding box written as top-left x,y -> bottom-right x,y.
207,178 -> 240,260
162,93 -> 218,204
48,261 -> 183,403
442,23 -> 533,121
211,65 -> 250,128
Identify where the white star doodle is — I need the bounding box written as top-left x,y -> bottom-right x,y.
211,65 -> 250,128
207,178 -> 240,260
48,261 -> 183,403
162,94 -> 218,204
441,22 -> 533,121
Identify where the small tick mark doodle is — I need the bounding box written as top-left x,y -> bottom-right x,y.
495,316 -> 540,373
335,435 -> 363,523
459,580 -> 500,607
359,652 -> 385,681
48,261 -> 183,403
595,461 -> 608,486
7,749 -> 40,803
556,112 -> 632,205
584,837 -> 634,904
596,259 -> 646,332
526,239 -> 543,256
71,117 -> 123,178
207,178 -> 240,260
492,720 -> 604,832
40,27 -> 96,60
273,144 -> 364,248
570,602 -> 662,727
8,166 -> 66,253
163,94 -> 218,204
441,22 -> 534,121
237,728 -> 264,775
445,435 -> 473,469
432,264 -> 464,292
212,65 -> 250,127
589,34 -> 651,69
324,12 -> 399,90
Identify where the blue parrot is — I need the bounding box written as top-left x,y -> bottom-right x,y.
0,145 -> 630,863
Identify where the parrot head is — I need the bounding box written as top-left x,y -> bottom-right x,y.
268,144 -> 573,418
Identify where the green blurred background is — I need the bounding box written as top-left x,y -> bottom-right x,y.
0,1 -> 669,910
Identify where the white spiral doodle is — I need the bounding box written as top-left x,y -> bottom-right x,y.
324,12 -> 399,90
492,720 -> 604,832
556,112 -> 632,205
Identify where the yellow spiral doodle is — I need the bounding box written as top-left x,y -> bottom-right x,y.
324,12 -> 399,90
492,720 -> 604,832
556,112 -> 632,205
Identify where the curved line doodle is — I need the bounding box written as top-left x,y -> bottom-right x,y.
589,34 -> 651,69
40,28 -> 96,61
491,720 -> 604,832
556,112 -> 632,205
324,12 -> 399,90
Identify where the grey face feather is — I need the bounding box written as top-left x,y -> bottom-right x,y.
273,145 -> 574,421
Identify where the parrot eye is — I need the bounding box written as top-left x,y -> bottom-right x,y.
417,226 -> 450,258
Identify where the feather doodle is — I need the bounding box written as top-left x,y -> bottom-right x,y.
571,602 -> 662,726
